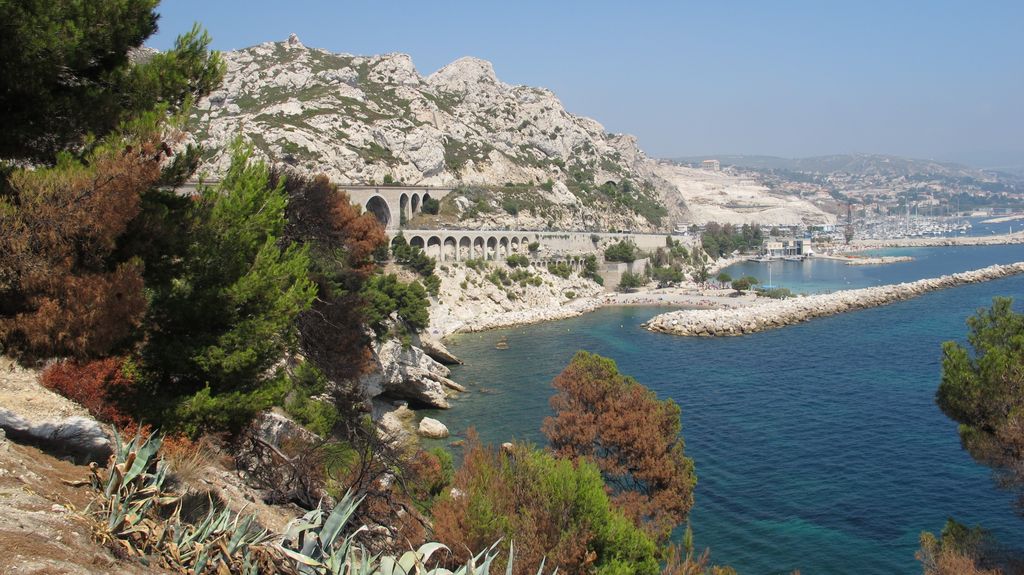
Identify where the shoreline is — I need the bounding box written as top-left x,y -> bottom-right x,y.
434,238 -> 1024,341
814,254 -> 913,265
643,261 -> 1024,337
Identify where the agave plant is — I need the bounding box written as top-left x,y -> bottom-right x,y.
91,429 -> 279,573
91,429 -> 178,550
280,491 -> 553,575
89,431 -> 552,574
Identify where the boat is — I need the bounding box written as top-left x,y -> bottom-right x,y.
495,336 -> 509,350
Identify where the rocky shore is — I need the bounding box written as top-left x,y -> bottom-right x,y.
817,254 -> 913,265
643,261 -> 1024,337
428,263 -> 604,338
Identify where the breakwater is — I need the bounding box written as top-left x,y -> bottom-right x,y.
846,231 -> 1024,250
643,261 -> 1024,336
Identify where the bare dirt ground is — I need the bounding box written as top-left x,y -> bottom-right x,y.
0,357 -> 88,423
0,437 -> 158,575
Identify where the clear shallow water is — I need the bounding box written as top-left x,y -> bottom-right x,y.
423,246 -> 1024,575
721,244 -> 1024,294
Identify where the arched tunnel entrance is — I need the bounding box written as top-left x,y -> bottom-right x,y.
365,196 -> 391,228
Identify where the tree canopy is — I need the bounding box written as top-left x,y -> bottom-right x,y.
0,1 -> 224,162
604,240 -> 639,263
936,297 -> 1024,511
543,351 -> 696,545
433,433 -> 659,575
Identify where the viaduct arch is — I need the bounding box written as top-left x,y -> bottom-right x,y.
342,185 -> 453,230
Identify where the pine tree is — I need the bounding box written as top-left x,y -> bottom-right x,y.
142,143 -> 317,396
0,1 -> 224,162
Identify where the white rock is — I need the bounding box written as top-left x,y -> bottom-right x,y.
358,338 -> 452,408
417,417 -> 449,439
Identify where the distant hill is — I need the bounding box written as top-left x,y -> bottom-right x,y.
671,154 -> 1019,183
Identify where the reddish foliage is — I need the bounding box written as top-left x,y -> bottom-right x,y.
280,172 -> 387,384
406,449 -> 445,504
282,173 -> 386,276
40,357 -> 137,427
14,263 -> 146,360
542,351 -> 696,545
0,134 -> 167,359
431,431 -> 601,575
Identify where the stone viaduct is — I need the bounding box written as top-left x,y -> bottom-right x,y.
179,180 -> 685,270
343,185 -> 454,231
395,229 -> 674,265
336,185 -> 678,264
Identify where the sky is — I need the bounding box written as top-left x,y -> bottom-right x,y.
151,1 -> 1024,169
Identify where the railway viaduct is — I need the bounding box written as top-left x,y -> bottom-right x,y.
179,180 -> 682,264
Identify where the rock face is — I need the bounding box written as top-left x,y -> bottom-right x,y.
187,38 -> 835,231
0,409 -> 110,464
429,263 -> 604,337
644,262 -> 1024,337
415,334 -> 462,365
373,399 -> 416,445
417,417 -> 449,439
234,410 -> 329,508
188,40 -> 670,231
358,338 -> 461,408
657,163 -> 835,227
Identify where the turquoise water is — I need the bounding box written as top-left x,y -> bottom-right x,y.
423,245 -> 1024,574
722,244 -> 1024,294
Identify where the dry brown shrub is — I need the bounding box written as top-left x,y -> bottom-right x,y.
40,357 -> 136,427
0,131 -> 167,359
543,351 -> 696,545
161,434 -> 215,489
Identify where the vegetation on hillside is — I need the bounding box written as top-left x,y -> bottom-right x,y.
700,223 -> 764,258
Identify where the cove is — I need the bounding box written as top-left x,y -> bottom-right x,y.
422,248 -> 1024,574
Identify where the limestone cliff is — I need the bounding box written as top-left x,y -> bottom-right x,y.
188,36 -> 834,232
189,38 -> 671,231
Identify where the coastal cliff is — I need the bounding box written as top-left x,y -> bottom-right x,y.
428,262 -> 603,338
188,37 -> 835,230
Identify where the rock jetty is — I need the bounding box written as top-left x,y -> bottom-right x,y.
847,231 -> 1024,249
643,262 -> 1024,337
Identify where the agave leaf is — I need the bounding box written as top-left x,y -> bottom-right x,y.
318,492 -> 364,552
194,546 -> 210,575
104,464 -> 124,497
279,545 -> 326,567
504,542 -> 514,575
380,555 -> 399,575
124,435 -> 161,486
227,514 -> 254,554
417,542 -> 449,566
398,549 -> 423,574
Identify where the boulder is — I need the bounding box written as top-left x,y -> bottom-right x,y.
0,408 -> 110,463
417,417 -> 449,439
373,399 -> 416,446
358,337 -> 454,408
416,335 -> 462,365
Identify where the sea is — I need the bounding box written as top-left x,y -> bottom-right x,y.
420,244 -> 1024,574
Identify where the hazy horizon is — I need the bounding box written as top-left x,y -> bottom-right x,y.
150,1 -> 1024,170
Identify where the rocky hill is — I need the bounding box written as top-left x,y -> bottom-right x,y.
190,35 -> 678,231
189,35 -> 834,231
673,154 -> 1017,181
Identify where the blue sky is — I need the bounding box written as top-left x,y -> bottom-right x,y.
151,1 -> 1024,169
